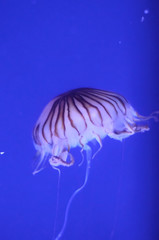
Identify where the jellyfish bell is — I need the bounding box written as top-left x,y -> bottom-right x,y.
33,88 -> 156,173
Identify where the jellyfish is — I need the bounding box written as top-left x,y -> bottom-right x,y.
33,88 -> 158,240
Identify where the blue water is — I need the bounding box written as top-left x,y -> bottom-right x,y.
0,1 -> 159,240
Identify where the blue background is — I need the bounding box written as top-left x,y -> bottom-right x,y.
0,0 -> 159,240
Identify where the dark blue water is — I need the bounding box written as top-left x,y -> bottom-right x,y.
0,1 -> 159,240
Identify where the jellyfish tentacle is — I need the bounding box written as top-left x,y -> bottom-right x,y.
32,151 -> 50,175
79,148 -> 85,167
52,166 -> 61,240
92,132 -> 103,159
150,111 -> 159,122
134,111 -> 159,122
55,145 -> 92,240
78,137 -> 85,166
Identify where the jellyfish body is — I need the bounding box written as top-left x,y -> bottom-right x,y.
33,88 -> 156,174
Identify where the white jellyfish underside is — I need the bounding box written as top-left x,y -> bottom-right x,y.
33,87 -> 157,173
